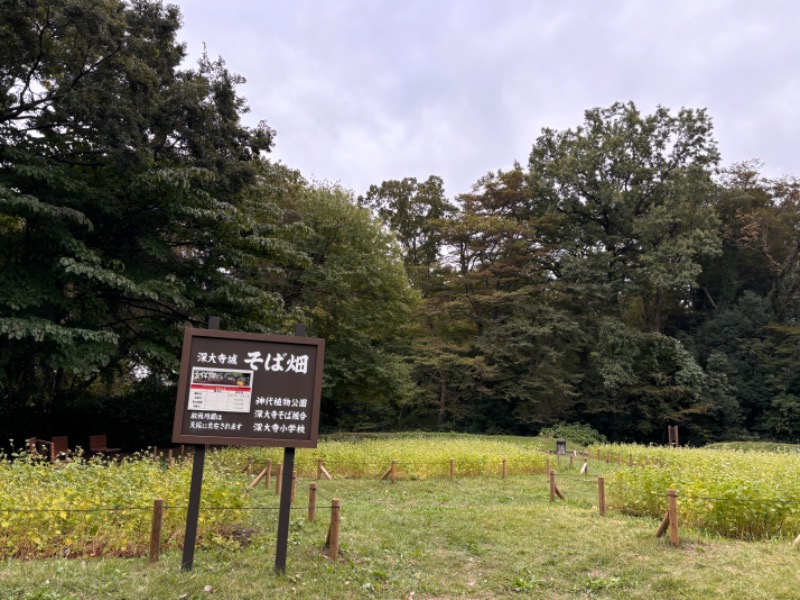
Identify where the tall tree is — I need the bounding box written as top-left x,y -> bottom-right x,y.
272,173 -> 418,430
529,101 -> 722,334
0,0 -> 285,436
524,102 -> 723,440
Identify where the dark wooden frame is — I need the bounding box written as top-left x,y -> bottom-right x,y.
171,328 -> 325,448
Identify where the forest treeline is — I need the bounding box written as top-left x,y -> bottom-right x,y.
2,0 -> 799,447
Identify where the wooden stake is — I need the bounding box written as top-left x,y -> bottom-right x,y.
319,464 -> 333,480
449,459 -> 454,479
325,498 -> 341,561
264,459 -> 272,489
580,459 -> 588,475
598,477 -> 606,516
249,464 -> 270,489
317,458 -> 323,480
149,498 -> 164,564
167,449 -> 174,467
502,459 -> 507,479
308,482 -> 317,522
275,463 -> 282,495
549,470 -> 556,501
391,460 -> 397,484
569,454 -> 574,469
667,489 -> 679,547
655,511 -> 670,538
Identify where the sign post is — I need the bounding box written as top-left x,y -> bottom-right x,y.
172,321 -> 324,571
180,316 -> 219,571
275,324 -> 305,572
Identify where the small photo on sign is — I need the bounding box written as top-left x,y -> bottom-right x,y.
188,367 -> 253,413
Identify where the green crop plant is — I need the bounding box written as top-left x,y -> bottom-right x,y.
598,443 -> 800,540
0,450 -> 252,558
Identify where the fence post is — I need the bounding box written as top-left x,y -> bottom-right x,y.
167,449 -> 174,467
449,459 -> 455,479
275,463 -> 282,495
325,498 -> 341,561
308,482 -> 317,522
265,459 -> 272,489
598,477 -> 606,516
569,454 -> 574,469
502,459 -> 507,479
391,460 -> 397,484
549,470 -> 556,501
580,458 -> 588,475
667,489 -> 679,547
249,463 -> 270,490
149,498 -> 164,564
317,458 -> 323,480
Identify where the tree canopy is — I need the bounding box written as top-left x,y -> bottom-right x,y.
3,1 -> 799,447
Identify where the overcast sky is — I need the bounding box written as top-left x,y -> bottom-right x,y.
172,1 -> 799,197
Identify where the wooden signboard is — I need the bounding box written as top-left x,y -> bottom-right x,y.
172,328 -> 324,448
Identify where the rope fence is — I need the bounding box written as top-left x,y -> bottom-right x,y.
6,451 -> 800,561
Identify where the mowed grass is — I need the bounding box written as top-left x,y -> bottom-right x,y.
1,436 -> 800,599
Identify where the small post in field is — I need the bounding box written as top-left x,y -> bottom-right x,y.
580,458 -> 588,475
391,460 -> 397,483
449,459 -> 455,479
598,477 -> 606,516
502,459 -> 507,479
545,457 -> 551,475
569,454 -> 574,469
167,449 -> 174,467
325,498 -> 341,561
249,463 -> 271,490
549,470 -> 564,501
667,489 -> 679,546
308,482 -> 317,522
149,498 -> 164,563
275,463 -> 282,495
243,456 -> 254,476
318,460 -> 333,480
655,489 -> 680,547
265,459 -> 272,489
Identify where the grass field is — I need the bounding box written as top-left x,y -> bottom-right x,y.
1,434 -> 799,599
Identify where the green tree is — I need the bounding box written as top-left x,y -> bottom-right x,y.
529,101 -> 721,333
523,102 -> 724,440
274,176 -> 418,430
0,0 -> 288,437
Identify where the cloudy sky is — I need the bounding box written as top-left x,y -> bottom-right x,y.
172,1 -> 799,197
